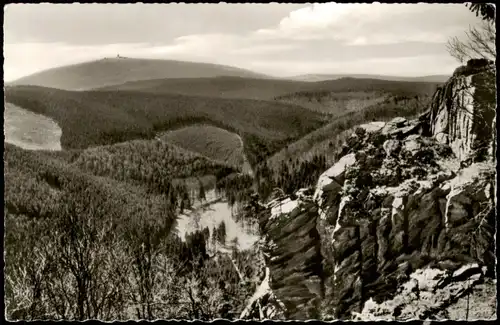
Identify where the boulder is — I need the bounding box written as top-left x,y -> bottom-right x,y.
352,264 -> 493,321
391,117 -> 408,127
313,153 -> 356,206
403,139 -> 422,156
381,117 -> 422,139
444,162 -> 494,228
383,139 -> 401,157
357,121 -> 387,133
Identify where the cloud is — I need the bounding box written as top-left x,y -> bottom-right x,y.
3,3 -> 305,45
4,42 -> 161,81
152,33 -> 298,57
3,3 -> 484,81
3,36 -> 280,81
253,3 -> 480,45
229,43 -> 298,55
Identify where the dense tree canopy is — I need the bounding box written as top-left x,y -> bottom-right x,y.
467,3 -> 496,21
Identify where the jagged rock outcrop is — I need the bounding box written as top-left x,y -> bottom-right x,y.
258,189 -> 324,320
429,59 -> 496,162
352,263 -> 496,320
258,60 -> 496,320
316,129 -> 495,318
239,267 -> 287,320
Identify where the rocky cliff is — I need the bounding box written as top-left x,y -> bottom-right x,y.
258,190 -> 324,319
429,59 -> 496,162
256,60 -> 496,321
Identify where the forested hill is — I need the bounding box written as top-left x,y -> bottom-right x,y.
4,140 -> 260,320
97,75 -> 442,101
287,73 -> 450,83
4,85 -> 327,168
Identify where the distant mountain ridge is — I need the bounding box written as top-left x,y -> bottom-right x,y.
7,57 -> 449,91
8,57 -> 271,91
97,75 -> 441,102
287,73 -> 450,83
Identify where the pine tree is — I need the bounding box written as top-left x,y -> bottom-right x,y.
217,222 -> 227,246
198,180 -> 206,202
180,199 -> 185,214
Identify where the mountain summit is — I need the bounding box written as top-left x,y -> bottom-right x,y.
8,57 -> 270,91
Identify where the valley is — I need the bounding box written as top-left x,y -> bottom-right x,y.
3,4 -> 497,320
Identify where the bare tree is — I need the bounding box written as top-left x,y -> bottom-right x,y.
447,4 -> 496,64
447,21 -> 496,64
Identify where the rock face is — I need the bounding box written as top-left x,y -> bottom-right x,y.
258,190 -> 324,320
352,264 -> 496,321
429,59 -> 496,162
258,60 -> 496,320
316,123 -> 495,319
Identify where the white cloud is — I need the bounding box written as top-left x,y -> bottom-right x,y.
3,33 -> 298,81
229,43 -> 298,55
253,3 -> 481,45
3,42 -> 156,81
3,3 -> 483,81
161,34 -> 239,54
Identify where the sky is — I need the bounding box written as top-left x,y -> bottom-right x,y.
3,3 -> 486,81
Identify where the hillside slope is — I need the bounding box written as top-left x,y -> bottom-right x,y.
8,57 -> 270,90
98,75 -> 441,102
266,94 -> 433,171
4,86 -> 326,167
69,139 -> 236,193
160,125 -> 253,174
288,74 -> 450,83
4,141 -> 256,320
97,76 -> 307,100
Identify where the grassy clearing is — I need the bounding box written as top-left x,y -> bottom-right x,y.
160,125 -> 246,170
4,102 -> 62,151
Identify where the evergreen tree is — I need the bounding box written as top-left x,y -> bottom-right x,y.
198,180 -> 206,202
182,183 -> 191,209
180,198 -> 185,214
217,222 -> 227,246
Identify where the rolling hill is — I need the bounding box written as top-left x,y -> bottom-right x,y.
4,142 -> 176,226
97,76 -> 308,100
4,85 -> 327,168
67,138 -> 236,193
287,74 -> 450,83
7,57 -> 270,91
159,125 -> 252,173
97,75 -> 442,101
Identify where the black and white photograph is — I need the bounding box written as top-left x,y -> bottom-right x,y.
3,2 -> 497,321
